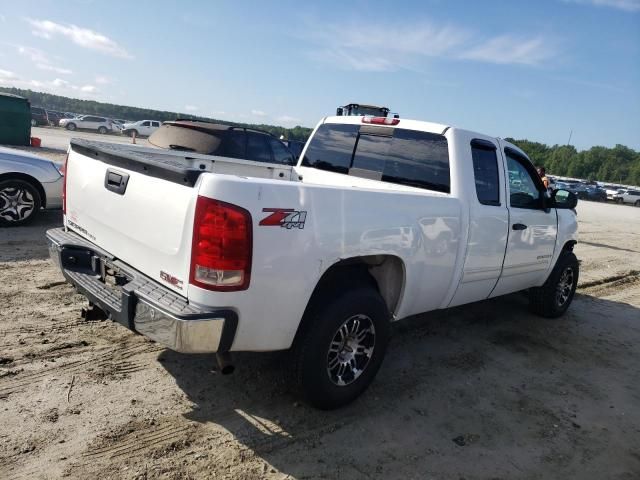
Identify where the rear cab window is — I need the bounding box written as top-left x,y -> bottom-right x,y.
302,123 -> 450,193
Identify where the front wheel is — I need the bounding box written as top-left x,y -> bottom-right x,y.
98,126 -> 108,134
635,200 -> 640,207
529,251 -> 579,318
128,129 -> 139,138
0,179 -> 42,226
66,123 -> 76,131
291,286 -> 390,409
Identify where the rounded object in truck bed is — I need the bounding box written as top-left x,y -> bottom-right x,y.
148,121 -> 231,154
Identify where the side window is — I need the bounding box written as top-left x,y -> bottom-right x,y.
506,152 -> 543,209
96,117 -> 105,123
220,129 -> 246,158
268,138 -> 295,165
301,123 -> 359,174
471,140 -> 500,206
151,121 -> 160,127
142,121 -> 151,127
246,132 -> 272,163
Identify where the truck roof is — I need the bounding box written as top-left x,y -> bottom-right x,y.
323,115 -> 449,135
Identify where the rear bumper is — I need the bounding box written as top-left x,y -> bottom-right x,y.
46,227 -> 237,353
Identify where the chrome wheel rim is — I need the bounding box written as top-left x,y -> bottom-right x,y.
327,314 -> 376,386
556,266 -> 574,307
0,186 -> 35,222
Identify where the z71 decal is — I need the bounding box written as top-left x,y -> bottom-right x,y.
259,208 -> 307,229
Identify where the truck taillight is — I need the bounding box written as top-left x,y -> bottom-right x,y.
189,196 -> 252,291
362,116 -> 400,126
62,153 -> 68,214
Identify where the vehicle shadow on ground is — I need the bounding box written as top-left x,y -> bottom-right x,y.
0,209 -> 63,262
160,292 -> 640,479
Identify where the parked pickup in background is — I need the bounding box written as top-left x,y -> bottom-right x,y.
120,120 -> 162,137
47,115 -> 580,409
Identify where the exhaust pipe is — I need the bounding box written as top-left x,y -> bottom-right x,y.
216,352 -> 235,375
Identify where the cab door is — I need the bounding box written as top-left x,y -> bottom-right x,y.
140,121 -> 152,135
449,138 -> 509,307
490,145 -> 557,297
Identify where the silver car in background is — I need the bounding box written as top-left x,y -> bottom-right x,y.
59,115 -> 114,134
0,146 -> 63,226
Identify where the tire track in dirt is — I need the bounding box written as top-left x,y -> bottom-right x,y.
0,342 -> 161,397
578,270 -> 640,304
82,423 -> 196,461
0,319 -> 84,336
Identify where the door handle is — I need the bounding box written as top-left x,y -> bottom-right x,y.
512,223 -> 528,230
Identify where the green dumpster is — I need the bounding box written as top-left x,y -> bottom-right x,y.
0,93 -> 31,146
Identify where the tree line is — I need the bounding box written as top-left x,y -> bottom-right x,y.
0,87 -> 313,142
2,86 -> 638,185
505,138 -> 640,187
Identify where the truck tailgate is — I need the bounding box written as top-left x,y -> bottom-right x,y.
65,140 -> 200,295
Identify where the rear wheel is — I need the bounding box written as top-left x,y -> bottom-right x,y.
98,126 -> 108,134
66,123 -> 76,131
529,251 -> 579,318
0,179 -> 42,226
291,286 -> 390,409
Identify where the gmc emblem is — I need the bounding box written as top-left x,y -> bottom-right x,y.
160,271 -> 184,290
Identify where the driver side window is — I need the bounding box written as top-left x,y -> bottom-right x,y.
506,153 -> 542,209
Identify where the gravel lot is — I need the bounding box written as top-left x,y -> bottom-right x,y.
1,189 -> 639,478
30,126 -> 149,151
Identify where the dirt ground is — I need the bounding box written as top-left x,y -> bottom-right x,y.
29,126 -> 150,151
1,196 -> 639,479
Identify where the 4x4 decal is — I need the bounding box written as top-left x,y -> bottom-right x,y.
259,208 -> 307,229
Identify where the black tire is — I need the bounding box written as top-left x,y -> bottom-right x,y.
0,179 -> 42,226
529,251 -> 579,318
98,126 -> 108,134
291,286 -> 391,410
616,197 -> 622,204
66,123 -> 76,131
635,200 -> 640,207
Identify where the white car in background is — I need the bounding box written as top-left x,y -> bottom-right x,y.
59,115 -> 114,134
0,146 -> 63,226
605,187 -> 625,201
120,120 -> 162,137
617,189 -> 640,206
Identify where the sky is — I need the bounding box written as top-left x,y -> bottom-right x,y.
0,0 -> 639,150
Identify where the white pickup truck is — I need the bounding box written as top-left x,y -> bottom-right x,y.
47,115 -> 579,409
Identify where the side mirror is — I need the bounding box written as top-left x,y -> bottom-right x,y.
552,189 -> 578,209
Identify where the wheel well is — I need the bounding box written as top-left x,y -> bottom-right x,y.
305,255 -> 405,317
291,255 -> 404,349
563,240 -> 577,252
0,173 -> 46,207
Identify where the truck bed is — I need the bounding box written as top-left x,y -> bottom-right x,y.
70,139 -> 294,187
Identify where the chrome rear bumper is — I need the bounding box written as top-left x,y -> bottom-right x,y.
46,227 -> 237,353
